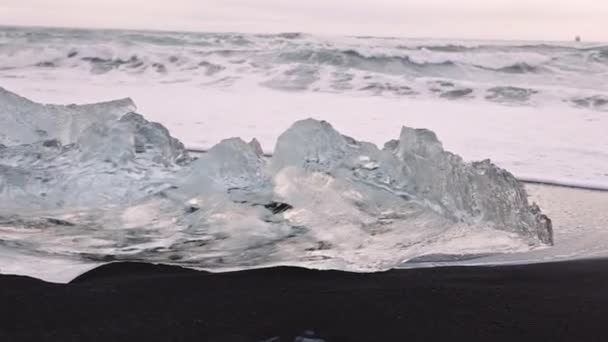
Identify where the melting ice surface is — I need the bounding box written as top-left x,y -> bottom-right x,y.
0,88 -> 553,281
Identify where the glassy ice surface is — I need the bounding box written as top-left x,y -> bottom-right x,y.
0,88 -> 557,281
0,87 -> 135,146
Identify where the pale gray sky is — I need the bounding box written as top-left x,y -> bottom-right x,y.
1,0 -> 606,41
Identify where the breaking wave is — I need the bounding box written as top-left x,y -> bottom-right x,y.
1,26 -> 607,109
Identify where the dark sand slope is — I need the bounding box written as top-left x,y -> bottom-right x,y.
2,261 -> 608,342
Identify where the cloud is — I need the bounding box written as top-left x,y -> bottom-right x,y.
1,0 -> 606,41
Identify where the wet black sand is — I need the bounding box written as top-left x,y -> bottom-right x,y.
2,260 -> 608,341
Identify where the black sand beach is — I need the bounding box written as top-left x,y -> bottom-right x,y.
2,260 -> 608,341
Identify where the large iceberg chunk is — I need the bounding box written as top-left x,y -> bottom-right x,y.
0,88 -> 552,278
271,120 -> 552,244
190,137 -> 266,189
76,112 -> 190,166
270,119 -> 350,173
0,87 -> 135,146
118,113 -> 189,165
390,126 -> 551,243
0,89 -> 189,211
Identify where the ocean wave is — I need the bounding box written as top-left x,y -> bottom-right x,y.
416,44 -> 472,52
485,62 -> 544,74
275,48 -> 458,72
1,26 -> 607,109
571,95 -> 608,111
485,86 -> 538,103
589,47 -> 608,62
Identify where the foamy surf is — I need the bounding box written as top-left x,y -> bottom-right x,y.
1,26 -> 607,109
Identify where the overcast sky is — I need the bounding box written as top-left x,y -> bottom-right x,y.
1,0 -> 606,41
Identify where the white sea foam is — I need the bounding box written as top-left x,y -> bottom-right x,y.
1,27 -> 607,107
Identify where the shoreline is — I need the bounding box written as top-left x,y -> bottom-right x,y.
520,178 -> 608,192
2,260 -> 608,341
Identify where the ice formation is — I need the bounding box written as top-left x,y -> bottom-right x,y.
0,90 -> 189,211
0,88 -> 552,275
0,87 -> 135,146
270,119 -> 552,244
